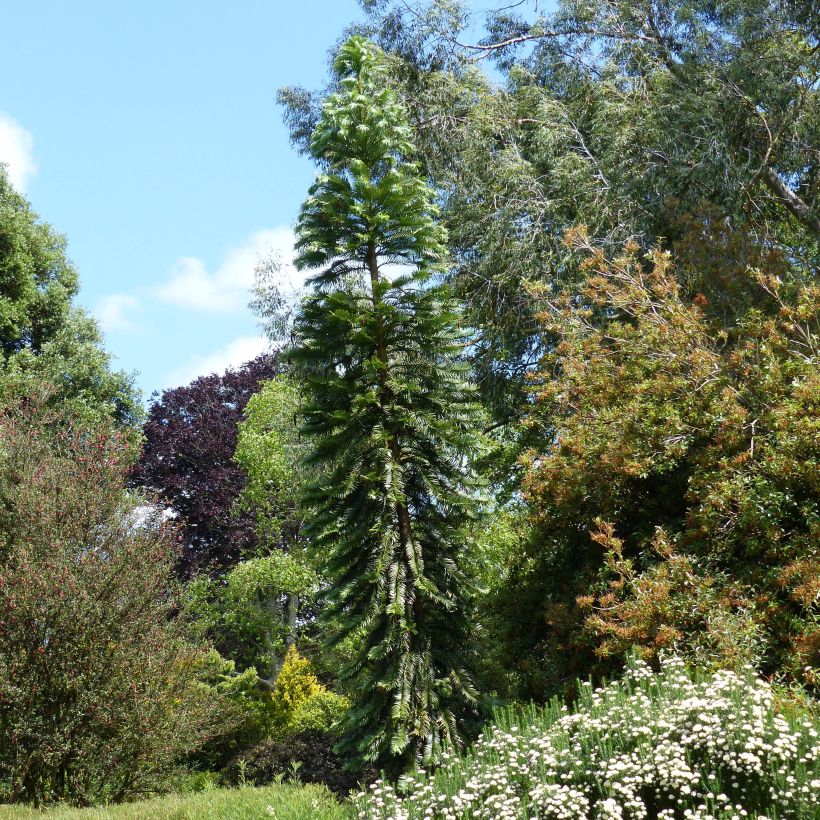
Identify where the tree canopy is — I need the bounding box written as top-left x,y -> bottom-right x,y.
282,0 -> 818,422
276,1 -> 819,707
0,167 -> 140,427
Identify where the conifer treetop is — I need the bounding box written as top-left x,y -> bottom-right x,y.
295,36 -> 447,286
311,36 -> 414,167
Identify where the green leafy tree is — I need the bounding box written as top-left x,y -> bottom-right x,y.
232,375 -> 340,681
235,375 -> 312,553
291,36 -> 485,769
0,167 -> 140,427
186,552 -> 318,687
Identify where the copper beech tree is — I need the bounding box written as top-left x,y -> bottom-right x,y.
131,353 -> 281,576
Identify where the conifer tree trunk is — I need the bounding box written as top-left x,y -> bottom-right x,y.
366,239 -> 415,558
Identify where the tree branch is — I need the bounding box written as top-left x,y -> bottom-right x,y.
760,167 -> 820,235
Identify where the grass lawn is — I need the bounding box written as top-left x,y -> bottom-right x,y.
0,783 -> 354,820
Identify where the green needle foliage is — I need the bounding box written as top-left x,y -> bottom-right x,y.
291,36 -> 485,771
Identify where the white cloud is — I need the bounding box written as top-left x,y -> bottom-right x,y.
162,335 -> 270,389
0,113 -> 36,194
156,226 -> 300,313
95,292 -> 141,334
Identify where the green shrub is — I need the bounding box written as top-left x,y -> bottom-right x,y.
269,646 -> 322,733
185,650 -> 277,770
188,645 -> 351,773
265,646 -> 350,737
355,657 -> 820,819
292,689 -> 350,735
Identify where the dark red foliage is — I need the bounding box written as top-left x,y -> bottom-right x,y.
131,353 -> 281,576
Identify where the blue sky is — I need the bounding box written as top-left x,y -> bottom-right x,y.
0,0 -> 367,400
0,1 -> 502,403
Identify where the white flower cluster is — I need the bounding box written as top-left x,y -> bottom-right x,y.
354,657 -> 819,820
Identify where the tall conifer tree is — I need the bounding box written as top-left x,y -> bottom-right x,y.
292,36 -> 483,768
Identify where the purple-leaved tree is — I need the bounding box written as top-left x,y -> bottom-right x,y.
131,353 -> 281,576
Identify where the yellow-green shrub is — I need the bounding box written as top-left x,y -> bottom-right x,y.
269,646 -> 349,736
292,689 -> 350,735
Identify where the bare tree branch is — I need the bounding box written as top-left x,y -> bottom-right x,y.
760,167 -> 820,234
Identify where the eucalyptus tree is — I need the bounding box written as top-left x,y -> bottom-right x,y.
282,0 -> 819,426
291,36 -> 484,769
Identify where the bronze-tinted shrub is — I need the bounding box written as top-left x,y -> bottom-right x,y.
0,387 -> 221,806
515,237 -> 819,694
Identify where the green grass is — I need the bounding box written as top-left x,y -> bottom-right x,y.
0,783 -> 353,820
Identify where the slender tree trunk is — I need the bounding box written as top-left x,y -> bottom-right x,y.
366,241 -> 415,554
261,590 -> 283,685
285,592 -> 298,651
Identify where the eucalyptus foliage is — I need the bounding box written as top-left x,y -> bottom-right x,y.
235,375 -> 311,552
283,0 -> 819,425
291,36 -> 485,769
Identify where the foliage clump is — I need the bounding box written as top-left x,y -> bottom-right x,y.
0,167 -> 140,428
355,657 -> 820,819
508,235 -> 819,694
130,353 -> 281,575
0,388 -> 220,806
221,730 -> 370,798
219,651 -> 354,797
234,374 -> 311,549
191,643 -> 349,772
269,646 -> 349,737
186,553 -> 317,682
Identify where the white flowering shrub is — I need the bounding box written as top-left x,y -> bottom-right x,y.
354,658 -> 819,819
